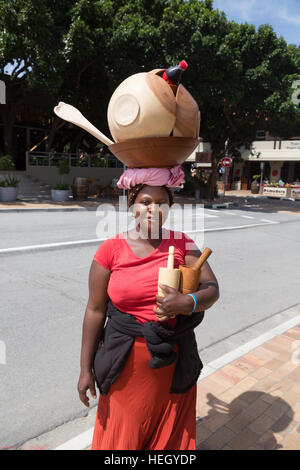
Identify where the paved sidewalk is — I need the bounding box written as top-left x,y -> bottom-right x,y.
0,190 -> 299,214
196,324 -> 300,450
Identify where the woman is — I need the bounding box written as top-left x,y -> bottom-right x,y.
77,169 -> 219,450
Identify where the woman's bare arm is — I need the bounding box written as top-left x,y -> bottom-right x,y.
78,260 -> 110,406
184,245 -> 220,312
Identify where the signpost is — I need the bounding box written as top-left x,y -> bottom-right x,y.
0,80 -> 6,104
195,151 -> 215,200
218,156 -> 232,198
260,161 -> 265,192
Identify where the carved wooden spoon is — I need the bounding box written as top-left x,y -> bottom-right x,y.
54,102 -> 114,146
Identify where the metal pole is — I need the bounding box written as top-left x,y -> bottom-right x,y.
122,164 -> 127,198
260,161 -> 265,193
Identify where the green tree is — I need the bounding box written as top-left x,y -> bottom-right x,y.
1,0 -> 300,169
0,0 -> 74,157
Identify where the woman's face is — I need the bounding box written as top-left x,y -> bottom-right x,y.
131,185 -> 170,236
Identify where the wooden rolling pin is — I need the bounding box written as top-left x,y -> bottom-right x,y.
157,246 -> 181,297
156,246 -> 181,319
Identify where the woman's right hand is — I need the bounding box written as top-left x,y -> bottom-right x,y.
77,370 -> 97,407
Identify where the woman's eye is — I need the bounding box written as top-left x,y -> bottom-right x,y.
141,201 -> 165,206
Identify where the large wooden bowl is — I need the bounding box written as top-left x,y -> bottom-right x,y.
108,136 -> 199,168
107,72 -> 176,142
173,84 -> 200,138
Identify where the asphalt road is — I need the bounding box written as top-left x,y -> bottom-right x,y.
0,204 -> 300,447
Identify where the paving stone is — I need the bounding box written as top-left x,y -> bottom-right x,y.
244,398 -> 271,419
286,366 -> 300,382
251,367 -> 273,380
203,410 -> 232,433
195,422 -> 213,446
250,376 -> 278,393
217,385 -> 246,403
264,398 -> 291,421
291,382 -> 300,394
264,358 -> 285,370
201,426 -> 236,450
282,389 -> 300,407
226,410 -> 255,433
248,413 -> 276,435
249,346 -> 279,362
254,430 -> 280,450
271,411 -> 297,439
280,429 -> 300,450
227,428 -> 259,450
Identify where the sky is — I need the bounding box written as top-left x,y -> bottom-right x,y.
213,0 -> 300,45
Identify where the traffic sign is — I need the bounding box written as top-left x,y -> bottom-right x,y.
220,157 -> 232,167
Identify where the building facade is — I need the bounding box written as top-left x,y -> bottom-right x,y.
187,134 -> 300,190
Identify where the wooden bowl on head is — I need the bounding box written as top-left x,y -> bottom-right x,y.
173,84 -> 200,138
107,72 -> 176,142
108,136 -> 199,168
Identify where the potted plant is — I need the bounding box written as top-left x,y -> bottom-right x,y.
250,175 -> 260,194
0,175 -> 20,202
51,159 -> 70,202
0,154 -> 15,172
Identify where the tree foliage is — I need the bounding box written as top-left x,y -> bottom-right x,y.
0,0 -> 299,163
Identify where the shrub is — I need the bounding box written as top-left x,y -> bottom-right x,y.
2,175 -> 19,187
52,183 -> 70,190
0,155 -> 15,171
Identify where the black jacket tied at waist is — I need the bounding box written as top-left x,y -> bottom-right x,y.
93,300 -> 205,395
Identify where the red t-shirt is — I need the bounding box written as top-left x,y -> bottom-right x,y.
93,228 -> 196,326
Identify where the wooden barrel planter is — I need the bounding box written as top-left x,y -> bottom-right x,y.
71,177 -> 89,200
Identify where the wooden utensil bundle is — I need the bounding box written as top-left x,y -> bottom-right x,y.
156,246 -> 212,318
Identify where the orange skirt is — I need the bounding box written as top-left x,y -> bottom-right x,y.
91,337 -> 196,450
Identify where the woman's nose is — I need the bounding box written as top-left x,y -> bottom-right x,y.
147,203 -> 160,214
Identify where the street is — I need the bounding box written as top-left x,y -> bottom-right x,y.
0,204 -> 300,448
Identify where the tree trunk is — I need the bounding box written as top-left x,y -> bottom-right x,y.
45,117 -> 65,152
0,104 -> 15,158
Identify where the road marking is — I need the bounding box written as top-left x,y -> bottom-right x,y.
206,209 -> 237,216
54,312 -> 300,450
240,215 -> 254,219
205,209 -> 230,215
0,220 -> 279,255
260,218 -> 278,224
185,220 -> 279,234
54,428 -> 94,451
0,238 -> 104,254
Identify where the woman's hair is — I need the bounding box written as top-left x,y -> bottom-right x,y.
127,184 -> 174,208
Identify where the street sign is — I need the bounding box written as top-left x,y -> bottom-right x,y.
220,157 -> 231,167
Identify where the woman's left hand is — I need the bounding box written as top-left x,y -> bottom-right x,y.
153,283 -> 194,322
